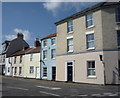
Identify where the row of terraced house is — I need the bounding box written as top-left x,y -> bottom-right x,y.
0,2 -> 120,85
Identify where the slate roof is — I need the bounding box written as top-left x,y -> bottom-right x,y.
41,33 -> 56,40
55,2 -> 120,25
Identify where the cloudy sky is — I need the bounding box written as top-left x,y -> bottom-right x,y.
2,2 -> 99,47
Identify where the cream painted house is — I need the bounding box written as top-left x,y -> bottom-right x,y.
55,2 -> 120,84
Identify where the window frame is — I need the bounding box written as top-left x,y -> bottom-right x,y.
67,38 -> 73,52
51,38 -> 56,45
43,40 -> 47,47
87,61 -> 96,77
43,50 -> 47,60
43,67 -> 47,77
51,49 -> 56,59
86,32 -> 95,50
67,20 -> 73,33
117,30 -> 120,46
86,13 -> 94,28
115,8 -> 120,23
30,66 -> 34,74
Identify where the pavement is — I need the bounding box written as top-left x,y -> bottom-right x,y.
1,76 -> 120,97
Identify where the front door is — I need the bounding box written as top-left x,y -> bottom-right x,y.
67,66 -> 73,82
52,67 -> 56,81
36,67 -> 40,79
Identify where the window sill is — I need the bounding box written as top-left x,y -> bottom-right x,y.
42,77 -> 47,79
51,58 -> 56,60
87,76 -> 97,79
67,31 -> 74,34
87,25 -> 95,29
116,22 -> 120,24
67,50 -> 73,53
86,47 -> 95,51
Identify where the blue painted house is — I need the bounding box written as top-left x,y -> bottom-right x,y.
40,33 -> 56,80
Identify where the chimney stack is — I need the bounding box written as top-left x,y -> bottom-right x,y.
17,33 -> 23,39
34,38 -> 40,47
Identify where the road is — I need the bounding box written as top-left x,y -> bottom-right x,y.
2,76 -> 120,97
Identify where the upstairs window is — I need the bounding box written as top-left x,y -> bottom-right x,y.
51,38 -> 56,45
117,30 -> 120,46
51,49 -> 56,59
43,67 -> 47,77
86,33 -> 94,49
67,20 -> 73,33
115,8 -> 120,23
14,67 -> 17,75
30,54 -> 33,61
67,38 -> 73,52
86,13 -> 93,28
43,40 -> 47,47
43,50 -> 47,60
20,55 -> 22,63
14,57 -> 17,64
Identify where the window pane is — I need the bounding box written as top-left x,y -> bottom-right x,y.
87,61 -> 95,76
51,49 -> 56,59
87,13 -> 93,20
117,30 -> 120,46
67,20 -> 73,32
86,34 -> 94,49
86,13 -> 93,27
67,38 -> 73,51
51,38 -> 55,45
116,8 -> 120,22
43,67 -> 47,77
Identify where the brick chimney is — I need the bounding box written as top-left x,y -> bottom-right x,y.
17,33 -> 23,39
34,38 -> 40,47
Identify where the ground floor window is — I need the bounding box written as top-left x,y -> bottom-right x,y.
14,67 -> 17,75
43,67 -> 47,77
119,60 -> 120,78
8,67 -> 10,72
30,66 -> 34,74
19,67 -> 22,75
87,61 -> 96,77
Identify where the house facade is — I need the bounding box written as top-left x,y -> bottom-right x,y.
4,33 -> 29,76
40,33 -> 56,80
55,2 -> 120,84
11,38 -> 40,79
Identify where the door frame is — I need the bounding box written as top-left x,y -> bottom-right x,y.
36,66 -> 40,79
65,60 -> 74,82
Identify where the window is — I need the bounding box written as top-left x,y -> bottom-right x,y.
87,61 -> 96,77
14,57 -> 17,64
43,67 -> 47,77
43,50 -> 47,60
86,13 -> 93,28
51,49 -> 56,59
67,38 -> 73,52
118,60 -> 120,78
51,38 -> 56,45
117,30 -> 120,46
20,56 -> 22,63
115,8 -> 120,23
30,54 -> 33,61
8,67 -> 10,72
86,33 -> 94,49
19,67 -> 22,75
30,66 -> 34,74
14,67 -> 17,75
43,40 -> 47,47
67,20 -> 73,33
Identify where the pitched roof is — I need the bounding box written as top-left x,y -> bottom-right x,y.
55,2 -> 120,25
11,47 -> 40,56
41,33 -> 56,40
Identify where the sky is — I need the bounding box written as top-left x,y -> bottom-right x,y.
2,2 -> 98,47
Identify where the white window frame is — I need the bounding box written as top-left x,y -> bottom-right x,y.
51,49 -> 56,59
43,40 -> 47,47
43,67 -> 47,78
30,66 -> 34,74
86,13 -> 94,28
51,38 -> 56,45
86,31 -> 95,50
67,20 -> 73,33
43,50 -> 47,60
67,37 -> 73,52
87,61 -> 96,78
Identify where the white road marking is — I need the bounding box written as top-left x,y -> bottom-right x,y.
109,94 -> 118,96
91,94 -> 101,96
36,85 -> 61,90
40,91 -> 60,96
103,93 -> 113,95
7,86 -> 28,91
77,95 -> 88,96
